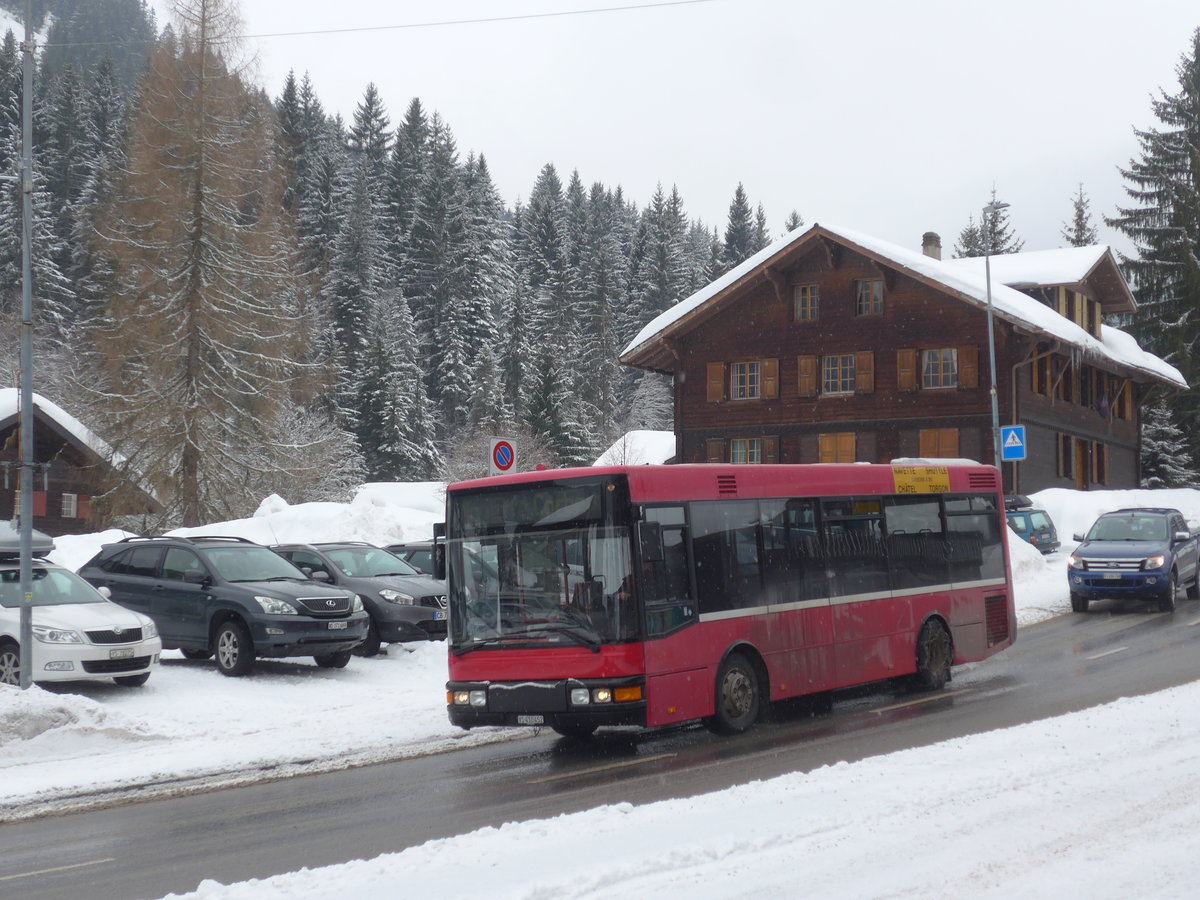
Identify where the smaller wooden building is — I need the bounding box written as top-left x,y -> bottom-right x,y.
619,223 -> 1185,493
0,389 -> 160,536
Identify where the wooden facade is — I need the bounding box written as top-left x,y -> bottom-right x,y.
0,394 -> 160,536
620,226 -> 1180,494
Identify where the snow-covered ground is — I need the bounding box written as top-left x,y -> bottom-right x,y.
5,476 -> 1200,898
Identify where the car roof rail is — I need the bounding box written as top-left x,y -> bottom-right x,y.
313,540 -> 374,547
117,534 -> 257,545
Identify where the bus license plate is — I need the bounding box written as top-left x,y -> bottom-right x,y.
109,647 -> 134,659
433,610 -> 447,621
516,715 -> 544,725
328,621 -> 348,629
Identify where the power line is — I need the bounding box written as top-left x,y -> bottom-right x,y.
40,0 -> 721,50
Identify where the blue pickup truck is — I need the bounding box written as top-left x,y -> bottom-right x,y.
1067,508 -> 1200,613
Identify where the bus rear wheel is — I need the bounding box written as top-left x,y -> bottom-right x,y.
911,619 -> 952,691
708,651 -> 760,735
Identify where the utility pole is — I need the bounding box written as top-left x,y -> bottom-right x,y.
17,0 -> 35,688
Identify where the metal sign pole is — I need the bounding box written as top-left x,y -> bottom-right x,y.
17,0 -> 34,689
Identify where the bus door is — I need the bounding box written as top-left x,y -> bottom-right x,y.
637,505 -> 704,725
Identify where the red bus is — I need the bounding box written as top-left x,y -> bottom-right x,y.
444,463 -> 1014,736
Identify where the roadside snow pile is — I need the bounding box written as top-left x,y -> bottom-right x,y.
0,683 -> 163,755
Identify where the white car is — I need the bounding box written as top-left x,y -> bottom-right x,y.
0,538 -> 162,687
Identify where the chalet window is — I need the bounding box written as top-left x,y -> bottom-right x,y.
855,278 -> 883,316
918,428 -> 960,458
1057,434 -> 1074,479
819,432 -> 856,463
61,492 -> 77,518
730,438 -> 762,464
1091,441 -> 1108,485
707,437 -> 778,464
792,284 -> 819,321
823,355 -> 856,395
1053,357 -> 1073,402
731,361 -> 761,400
921,349 -> 958,389
708,360 -> 778,403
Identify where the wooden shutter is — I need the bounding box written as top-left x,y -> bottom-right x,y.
32,490 -> 46,517
797,356 -> 817,398
838,433 -> 856,462
761,358 -> 779,399
919,429 -> 939,458
706,439 -> 725,463
763,436 -> 779,464
897,349 -> 917,392
818,433 -> 836,463
78,495 -> 91,519
957,345 -> 978,388
855,351 -> 874,394
706,363 -> 725,403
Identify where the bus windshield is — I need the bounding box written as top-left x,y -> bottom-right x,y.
447,525 -> 636,652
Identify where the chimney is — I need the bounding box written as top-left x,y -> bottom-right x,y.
921,232 -> 942,260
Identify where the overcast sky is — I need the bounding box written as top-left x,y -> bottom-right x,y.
206,0 -> 1198,257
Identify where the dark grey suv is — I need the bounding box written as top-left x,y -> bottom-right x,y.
78,535 -> 369,676
271,542 -> 448,656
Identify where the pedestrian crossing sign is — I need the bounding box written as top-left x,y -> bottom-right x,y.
1000,425 -> 1027,462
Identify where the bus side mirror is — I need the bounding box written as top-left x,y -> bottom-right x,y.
638,521 -> 664,563
433,523 -> 446,580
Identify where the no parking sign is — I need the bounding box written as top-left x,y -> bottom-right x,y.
490,438 -> 516,476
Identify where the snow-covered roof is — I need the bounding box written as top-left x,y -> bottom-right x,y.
941,245 -> 1136,313
620,223 -> 1184,389
593,430 -> 677,466
0,388 -> 120,464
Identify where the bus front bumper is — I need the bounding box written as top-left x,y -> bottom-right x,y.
446,677 -> 647,729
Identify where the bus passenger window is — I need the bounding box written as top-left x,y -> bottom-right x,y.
643,505 -> 695,637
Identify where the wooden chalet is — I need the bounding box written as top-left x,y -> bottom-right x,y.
618,223 -> 1185,493
0,389 -> 160,536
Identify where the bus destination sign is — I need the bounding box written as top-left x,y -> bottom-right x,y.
892,466 -> 951,494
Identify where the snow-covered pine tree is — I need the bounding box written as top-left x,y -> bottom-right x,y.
752,203 -> 771,253
1061,184 -> 1099,247
84,0 -> 314,526
952,216 -> 983,258
347,81 -> 390,183
384,96 -> 429,246
1140,398 -> 1198,487
954,190 -> 1023,257
719,182 -> 754,273
783,210 -> 804,233
1107,27 -> 1200,460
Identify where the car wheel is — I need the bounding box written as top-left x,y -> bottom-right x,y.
314,650 -> 352,668
353,617 -> 382,657
551,721 -> 598,739
1188,576 -> 1200,601
114,672 -> 151,687
0,640 -> 19,686
707,651 -> 760,734
214,620 -> 255,676
1071,593 -> 1089,613
1158,570 -> 1178,613
911,618 -> 952,691
181,648 -> 213,661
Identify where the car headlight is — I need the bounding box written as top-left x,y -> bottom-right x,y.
141,618 -> 159,639
1143,555 -> 1166,570
379,589 -> 416,605
352,594 -> 365,613
254,596 -> 299,615
1067,555 -> 1084,569
32,624 -> 83,644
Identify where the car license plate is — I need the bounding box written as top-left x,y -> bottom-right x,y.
328,621 -> 348,630
109,647 -> 134,659
433,610 -> 447,621
1103,573 -> 1122,580
516,714 -> 544,725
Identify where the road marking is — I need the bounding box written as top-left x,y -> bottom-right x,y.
1085,646 -> 1128,660
1188,617 -> 1200,627
528,752 -> 676,784
871,689 -> 971,715
0,858 -> 115,882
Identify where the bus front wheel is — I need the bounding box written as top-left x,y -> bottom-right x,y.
911,619 -> 952,691
708,651 -> 760,735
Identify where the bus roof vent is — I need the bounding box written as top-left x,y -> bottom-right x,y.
716,474 -> 738,495
968,472 -> 998,490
